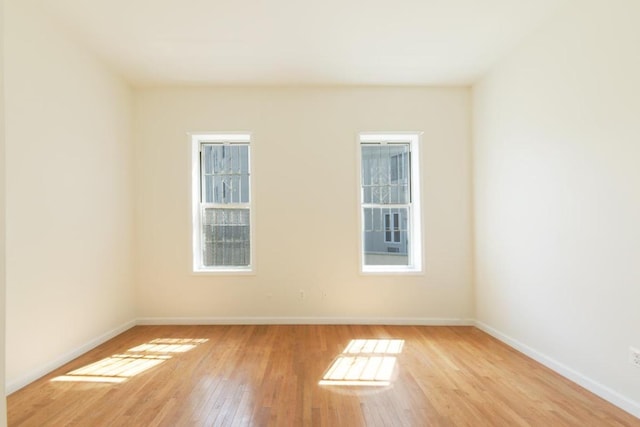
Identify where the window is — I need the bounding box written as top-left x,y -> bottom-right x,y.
191,133 -> 253,272
390,152 -> 407,182
359,133 -> 422,273
384,213 -> 401,243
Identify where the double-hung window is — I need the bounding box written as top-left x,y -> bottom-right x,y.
359,133 -> 422,273
191,133 -> 253,272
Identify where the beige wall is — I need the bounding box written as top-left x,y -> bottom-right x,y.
4,0 -> 136,391
135,87 -> 473,321
0,0 -> 7,422
473,0 -> 640,416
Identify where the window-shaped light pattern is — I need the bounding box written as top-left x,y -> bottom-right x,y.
319,339 -> 404,387
51,338 -> 208,384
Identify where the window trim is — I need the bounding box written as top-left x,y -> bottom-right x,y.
190,132 -> 255,274
357,132 -> 423,274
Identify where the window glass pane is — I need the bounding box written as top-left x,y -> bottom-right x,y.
363,207 -> 408,266
393,213 -> 400,242
202,208 -> 250,266
391,156 -> 399,182
361,144 -> 409,204
384,214 -> 392,242
203,145 -> 213,174
212,176 -> 222,203
240,175 -> 250,204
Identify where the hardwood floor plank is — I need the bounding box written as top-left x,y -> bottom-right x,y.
7,325 -> 640,426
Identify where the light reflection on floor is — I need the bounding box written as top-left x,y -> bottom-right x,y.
319,339 -> 404,388
51,338 -> 208,384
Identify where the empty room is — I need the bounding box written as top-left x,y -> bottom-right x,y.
1,0 -> 639,425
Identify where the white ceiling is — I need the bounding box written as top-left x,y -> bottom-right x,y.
35,0 -> 569,87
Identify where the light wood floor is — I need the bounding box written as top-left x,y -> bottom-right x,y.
8,325 -> 640,426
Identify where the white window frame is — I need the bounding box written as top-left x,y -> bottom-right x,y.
191,133 -> 255,274
358,132 -> 423,274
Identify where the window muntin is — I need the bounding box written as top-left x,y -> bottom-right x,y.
359,133 -> 422,273
192,134 -> 253,272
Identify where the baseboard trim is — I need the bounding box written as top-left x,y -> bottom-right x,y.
136,316 -> 475,326
475,321 -> 640,419
6,319 -> 137,395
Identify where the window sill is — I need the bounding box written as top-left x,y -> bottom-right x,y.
192,267 -> 256,276
360,266 -> 424,276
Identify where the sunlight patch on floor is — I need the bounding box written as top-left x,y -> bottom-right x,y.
319,339 -> 404,387
51,338 -> 209,384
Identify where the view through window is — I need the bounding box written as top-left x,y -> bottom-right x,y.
360,133 -> 422,272
192,134 -> 253,272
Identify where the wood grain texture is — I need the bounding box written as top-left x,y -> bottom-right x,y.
8,325 -> 640,426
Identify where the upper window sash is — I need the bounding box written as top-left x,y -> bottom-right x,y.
200,143 -> 251,205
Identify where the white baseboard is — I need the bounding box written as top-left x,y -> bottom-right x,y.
475,321 -> 640,419
6,319 -> 136,395
136,316 -> 475,326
